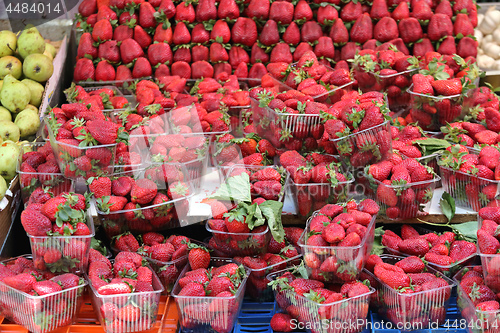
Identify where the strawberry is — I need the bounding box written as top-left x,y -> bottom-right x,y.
270,313 -> 294,332
120,39 -> 145,64
139,2 -> 157,28
130,179 -> 157,205
176,1 -> 196,22
196,0 -> 217,22
431,78 -> 462,96
395,256 -> 425,273
232,18 -> 258,47
428,14 -> 453,41
218,0 -> 239,19
374,262 -> 410,289
188,244 -> 211,270
92,20 -> 113,42
398,238 -> 430,256
350,13 -> 373,44
73,58 -> 95,82
21,209 -> 52,236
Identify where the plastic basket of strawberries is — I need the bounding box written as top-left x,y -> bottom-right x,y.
438,144 -> 500,212
45,100 -> 129,179
267,264 -> 374,333
462,86 -> 500,125
17,142 -> 74,207
91,165 -> 194,235
351,49 -> 419,113
453,266 -> 500,333
477,207 -> 500,295
280,150 -> 354,217
267,51 -> 354,104
21,192 -> 95,273
363,254 -> 456,329
167,104 -> 232,137
84,251 -> 164,333
171,257 -> 249,333
362,157 -> 441,220
407,53 -> 480,131
298,199 -> 379,283
65,84 -> 132,112
0,255 -> 87,333
381,224 -> 477,275
142,133 -> 211,191
325,92 -> 393,168
110,232 -> 206,294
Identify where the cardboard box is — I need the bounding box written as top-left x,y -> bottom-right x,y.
0,176 -> 21,255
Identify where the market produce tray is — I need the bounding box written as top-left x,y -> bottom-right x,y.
0,295 -> 178,333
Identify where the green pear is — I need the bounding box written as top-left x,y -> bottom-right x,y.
21,79 -> 44,107
0,74 -> 30,113
0,56 -> 22,79
23,54 -> 53,83
24,104 -> 38,113
0,31 -> 17,57
0,175 -> 7,201
45,43 -> 57,58
17,26 -> 45,59
0,120 -> 20,142
43,49 -> 53,61
14,108 -> 40,138
0,80 -> 3,91
0,141 -> 20,181
0,106 -> 11,121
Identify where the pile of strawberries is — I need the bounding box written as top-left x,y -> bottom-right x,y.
211,133 -> 268,168
87,250 -> 162,332
19,142 -> 73,204
224,166 -> 287,202
300,199 -> 379,283
465,86 -> 500,124
0,256 -> 85,332
408,52 -> 480,130
90,169 -> 191,235
268,51 -> 353,103
442,121 -> 500,148
47,86 -> 129,179
20,192 -> 92,273
143,133 -> 209,166
477,206 -> 500,293
65,84 -> 130,110
173,256 -> 247,332
353,49 -> 419,112
456,267 -> 500,319
76,0 -> 478,81
438,144 -> 500,211
391,124 -> 433,159
367,254 -> 453,327
364,156 -> 438,220
269,270 -> 372,333
382,225 -> 476,270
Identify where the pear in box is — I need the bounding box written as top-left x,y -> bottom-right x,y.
0,31 -> 17,57
0,140 -> 20,181
0,56 -> 22,79
17,25 -> 45,59
0,74 -> 30,113
0,106 -> 11,121
23,54 -> 53,82
21,79 -> 44,107
14,108 -> 40,138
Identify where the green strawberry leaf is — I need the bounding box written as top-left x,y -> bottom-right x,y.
209,173 -> 251,203
450,221 -> 478,242
258,200 -> 285,243
413,138 -> 451,156
439,192 -> 456,223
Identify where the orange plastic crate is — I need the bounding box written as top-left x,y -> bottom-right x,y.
0,295 -> 179,333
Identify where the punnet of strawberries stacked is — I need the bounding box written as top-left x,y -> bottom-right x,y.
298,199 -> 379,283
85,250 -> 164,333
110,231 -> 203,292
204,169 -> 285,256
226,227 -> 303,302
18,142 -> 75,206
46,86 -> 129,180
280,150 -> 354,217
91,165 -> 193,236
249,84 -> 336,154
323,91 -> 393,168
363,156 -> 440,220
438,144 -> 500,212
364,254 -> 455,328
64,84 -> 131,112
267,51 -> 354,104
381,224 -> 477,274
171,254 -> 249,333
477,206 -> 500,294
20,192 -> 95,273
408,52 -> 481,131
462,86 -> 500,125
0,255 -> 87,333
441,119 -> 500,152
267,264 -> 374,333
454,266 -> 500,330
352,48 -> 419,113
